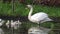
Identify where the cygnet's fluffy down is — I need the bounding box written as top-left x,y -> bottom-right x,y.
6,20 -> 21,29
0,19 -> 5,27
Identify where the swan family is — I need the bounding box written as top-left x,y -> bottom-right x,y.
0,4 -> 53,34
0,5 -> 52,28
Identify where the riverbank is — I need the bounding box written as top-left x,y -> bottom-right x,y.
0,15 -> 60,23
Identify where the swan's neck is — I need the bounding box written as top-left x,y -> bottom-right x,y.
28,7 -> 33,19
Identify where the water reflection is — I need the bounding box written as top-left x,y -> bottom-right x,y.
28,27 -> 51,34
0,28 -> 4,34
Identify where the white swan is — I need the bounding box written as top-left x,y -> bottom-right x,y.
27,5 -> 52,24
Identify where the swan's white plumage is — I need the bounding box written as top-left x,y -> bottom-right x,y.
31,12 -> 48,21
27,5 -> 52,24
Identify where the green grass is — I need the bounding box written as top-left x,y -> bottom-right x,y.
0,2 -> 60,17
33,5 -> 60,17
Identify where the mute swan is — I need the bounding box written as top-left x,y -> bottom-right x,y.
28,27 -> 51,34
27,5 -> 52,24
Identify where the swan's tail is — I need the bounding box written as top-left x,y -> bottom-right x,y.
40,18 -> 53,23
45,17 -> 53,22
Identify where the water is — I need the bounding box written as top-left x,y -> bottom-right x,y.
0,27 -> 21,34
28,27 -> 51,34
0,28 -> 4,34
0,19 -> 60,34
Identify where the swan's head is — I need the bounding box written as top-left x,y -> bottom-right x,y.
27,5 -> 32,8
7,20 -> 9,22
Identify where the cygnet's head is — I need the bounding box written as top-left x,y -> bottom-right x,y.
0,19 -> 2,21
27,5 -> 32,8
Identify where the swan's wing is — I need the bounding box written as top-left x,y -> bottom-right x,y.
31,12 -> 48,21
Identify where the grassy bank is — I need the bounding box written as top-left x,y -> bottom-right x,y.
0,2 -> 60,17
